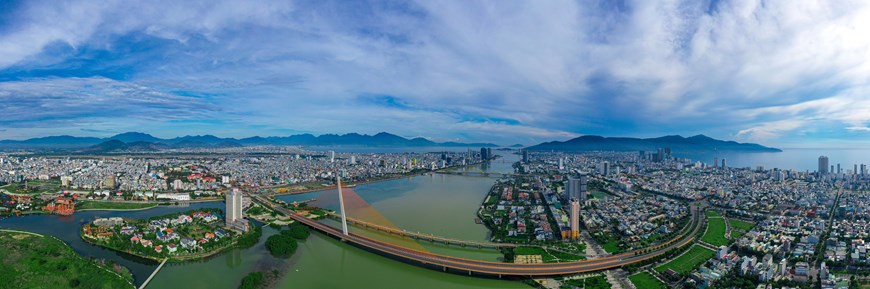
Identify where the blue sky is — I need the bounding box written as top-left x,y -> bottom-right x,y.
1,0 -> 870,147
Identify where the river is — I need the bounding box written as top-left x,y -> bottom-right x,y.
0,152 -> 530,289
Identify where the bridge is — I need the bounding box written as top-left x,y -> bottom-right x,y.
323,212 -> 519,249
434,171 -> 519,178
254,184 -> 706,277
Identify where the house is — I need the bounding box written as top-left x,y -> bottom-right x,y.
166,243 -> 177,253
180,238 -> 196,249
154,245 -> 163,253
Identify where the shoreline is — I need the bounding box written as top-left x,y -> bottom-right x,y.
266,159 -> 495,198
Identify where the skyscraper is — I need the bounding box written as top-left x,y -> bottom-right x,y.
721,158 -> 727,168
818,156 -> 829,174
570,199 -> 580,240
225,188 -> 246,231
713,158 -> 719,168
522,150 -> 529,163
566,174 -> 588,201
598,161 -> 610,176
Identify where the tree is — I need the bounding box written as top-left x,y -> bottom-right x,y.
265,234 -> 297,258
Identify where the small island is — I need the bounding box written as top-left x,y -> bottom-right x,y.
81,208 -> 257,261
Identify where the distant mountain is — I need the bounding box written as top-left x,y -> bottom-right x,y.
0,132 -> 497,150
80,140 -> 169,153
509,144 -> 524,148
526,134 -> 780,153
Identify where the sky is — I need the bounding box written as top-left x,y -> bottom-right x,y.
1,0 -> 870,147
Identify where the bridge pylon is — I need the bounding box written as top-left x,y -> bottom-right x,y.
337,176 -> 349,236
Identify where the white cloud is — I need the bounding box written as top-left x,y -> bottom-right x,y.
2,0 -> 870,144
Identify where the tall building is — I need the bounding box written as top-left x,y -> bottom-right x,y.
522,150 -> 529,163
713,158 -> 719,168
598,161 -> 610,176
558,158 -> 564,171
330,151 -> 335,163
570,200 -> 580,240
480,147 -> 488,160
566,174 -> 588,201
818,156 -> 829,174
721,158 -> 727,168
225,188 -> 247,231
837,163 -> 841,174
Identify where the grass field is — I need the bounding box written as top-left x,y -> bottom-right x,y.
629,272 -> 667,289
514,246 -> 585,263
729,219 -> 755,239
654,245 -> 715,274
705,210 -> 721,218
0,231 -> 134,289
701,217 -> 729,246
77,200 -> 158,211
602,240 -> 621,253
730,219 -> 755,231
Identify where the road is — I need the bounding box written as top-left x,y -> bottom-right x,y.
255,195 -> 706,277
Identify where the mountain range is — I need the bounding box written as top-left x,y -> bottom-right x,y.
0,132 -> 499,151
525,135 -> 781,152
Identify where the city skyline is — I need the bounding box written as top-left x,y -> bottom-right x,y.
2,1 -> 870,147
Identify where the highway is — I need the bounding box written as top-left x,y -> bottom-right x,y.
256,195 -> 706,277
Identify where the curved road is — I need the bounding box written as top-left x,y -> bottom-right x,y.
258,195 -> 705,277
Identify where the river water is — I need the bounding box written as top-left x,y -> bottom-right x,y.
0,153 -> 530,289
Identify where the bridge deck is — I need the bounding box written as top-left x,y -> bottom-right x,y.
257,195 -> 704,277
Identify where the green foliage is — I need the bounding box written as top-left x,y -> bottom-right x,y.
701,217 -> 729,246
236,225 -> 262,248
628,272 -> 667,289
239,271 -> 264,289
282,225 -> 310,240
77,201 -> 157,210
265,234 -> 298,258
654,245 -> 715,275
0,232 -> 134,289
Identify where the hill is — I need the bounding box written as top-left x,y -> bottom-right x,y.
526,134 -> 780,153
0,132 -> 497,150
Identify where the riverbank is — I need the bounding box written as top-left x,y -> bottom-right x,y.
77,200 -> 159,211
267,159 -> 496,198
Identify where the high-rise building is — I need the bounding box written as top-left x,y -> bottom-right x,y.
713,158 -> 719,168
664,147 -> 671,157
350,155 -> 356,165
330,151 -> 335,163
480,147 -> 488,160
522,150 -> 529,163
225,188 -> 246,231
566,174 -> 588,201
598,161 -> 610,176
558,158 -> 564,171
837,163 -> 841,174
721,158 -> 727,168
818,156 -> 829,174
570,200 -> 580,240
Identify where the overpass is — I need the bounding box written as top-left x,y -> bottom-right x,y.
255,193 -> 705,277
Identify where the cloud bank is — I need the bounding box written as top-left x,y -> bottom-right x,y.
1,0 -> 869,145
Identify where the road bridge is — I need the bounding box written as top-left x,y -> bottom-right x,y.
255,194 -> 705,277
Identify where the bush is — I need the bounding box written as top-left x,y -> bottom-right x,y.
239,272 -> 264,289
282,225 -> 310,240
236,225 -> 263,248
265,234 -> 297,258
